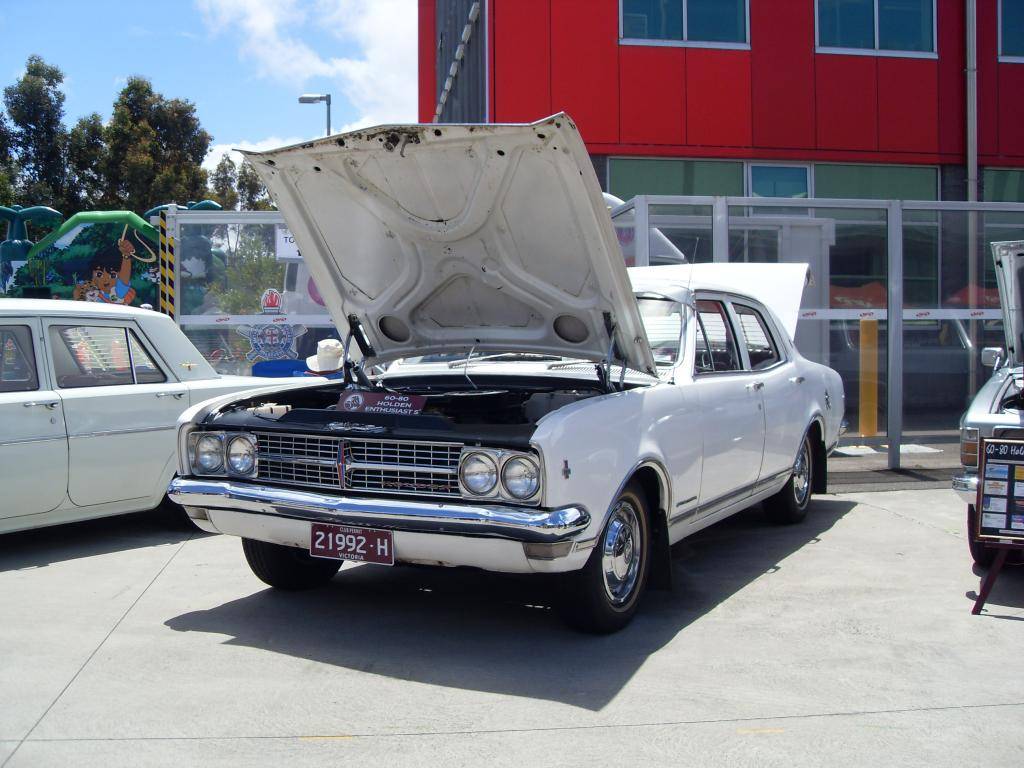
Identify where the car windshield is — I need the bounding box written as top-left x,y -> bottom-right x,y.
637,295 -> 684,366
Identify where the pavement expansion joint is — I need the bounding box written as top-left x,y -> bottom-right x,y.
12,700 -> 1024,745
1,534 -> 196,768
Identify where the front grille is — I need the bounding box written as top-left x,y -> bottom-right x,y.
254,431 -> 463,498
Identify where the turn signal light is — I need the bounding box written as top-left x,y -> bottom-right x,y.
960,428 -> 979,467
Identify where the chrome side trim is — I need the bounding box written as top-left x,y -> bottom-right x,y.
168,478 -> 589,543
0,434 -> 67,448
68,425 -> 176,439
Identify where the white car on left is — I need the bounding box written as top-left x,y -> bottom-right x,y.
0,299 -> 295,534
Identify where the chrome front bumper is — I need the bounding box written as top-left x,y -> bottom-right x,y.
952,472 -> 978,504
169,478 -> 589,541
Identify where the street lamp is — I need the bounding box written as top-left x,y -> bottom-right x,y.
298,93 -> 331,136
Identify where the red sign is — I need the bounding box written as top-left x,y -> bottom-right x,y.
337,391 -> 426,415
310,523 -> 394,565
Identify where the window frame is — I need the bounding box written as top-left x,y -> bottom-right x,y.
815,0 -> 938,59
692,295 -> 746,376
48,323 -> 170,390
619,0 -> 751,50
0,324 -> 40,393
999,0 -> 1024,63
729,300 -> 787,372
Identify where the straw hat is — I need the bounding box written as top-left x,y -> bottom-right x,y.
306,338 -> 345,373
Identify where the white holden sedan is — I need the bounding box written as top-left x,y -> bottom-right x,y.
169,115 -> 845,633
0,300 -> 289,534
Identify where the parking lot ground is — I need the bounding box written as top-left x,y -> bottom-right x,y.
1,488 -> 1022,768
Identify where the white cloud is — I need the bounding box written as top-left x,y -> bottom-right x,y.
195,0 -> 416,131
204,135 -> 304,172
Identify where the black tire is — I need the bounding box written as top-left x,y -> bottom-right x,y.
558,483 -> 651,634
242,538 -> 342,590
966,505 -> 996,568
158,493 -> 202,532
764,432 -> 814,525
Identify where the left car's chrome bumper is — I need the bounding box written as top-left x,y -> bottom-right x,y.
952,472 -> 978,504
168,478 -> 594,574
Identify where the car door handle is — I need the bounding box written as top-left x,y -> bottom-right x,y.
23,400 -> 59,409
155,392 -> 185,399
747,381 -> 764,391
789,376 -> 805,385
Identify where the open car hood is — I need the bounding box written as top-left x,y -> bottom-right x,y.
243,114 -> 656,374
993,241 -> 1024,364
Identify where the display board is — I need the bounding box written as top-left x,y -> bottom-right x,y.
977,439 -> 1024,542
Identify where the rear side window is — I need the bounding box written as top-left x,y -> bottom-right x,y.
734,304 -> 781,370
50,326 -> 166,388
695,300 -> 741,373
0,325 -> 39,393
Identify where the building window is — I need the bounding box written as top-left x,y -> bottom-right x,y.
608,158 -> 744,200
751,165 -> 810,200
817,0 -> 935,56
1001,0 -> 1024,60
621,0 -> 748,46
984,169 -> 1024,203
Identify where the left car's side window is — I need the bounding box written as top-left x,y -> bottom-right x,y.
50,326 -> 135,388
0,325 -> 39,393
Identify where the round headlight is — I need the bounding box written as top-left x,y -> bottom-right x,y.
195,434 -> 224,473
226,435 -> 256,475
501,456 -> 540,499
460,452 -> 497,495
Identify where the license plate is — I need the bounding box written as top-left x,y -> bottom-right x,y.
310,522 -> 394,565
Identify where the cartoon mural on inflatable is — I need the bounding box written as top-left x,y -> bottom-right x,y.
9,211 -> 160,306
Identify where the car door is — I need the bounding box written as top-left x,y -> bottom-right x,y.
730,300 -> 804,483
0,318 -> 69,519
691,297 -> 766,513
45,320 -> 187,508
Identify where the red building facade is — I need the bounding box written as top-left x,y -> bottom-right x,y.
419,0 -> 1024,204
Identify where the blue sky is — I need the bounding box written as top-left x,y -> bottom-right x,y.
0,0 -> 418,170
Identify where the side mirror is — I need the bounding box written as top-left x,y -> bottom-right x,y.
982,347 -> 1004,368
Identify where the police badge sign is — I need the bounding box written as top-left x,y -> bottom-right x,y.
236,323 -> 308,361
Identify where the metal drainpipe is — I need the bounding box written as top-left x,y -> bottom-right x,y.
966,0 -> 980,397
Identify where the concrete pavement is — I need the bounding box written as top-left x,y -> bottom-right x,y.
1,489 -> 1021,767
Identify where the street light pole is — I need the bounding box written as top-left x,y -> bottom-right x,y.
298,93 -> 332,137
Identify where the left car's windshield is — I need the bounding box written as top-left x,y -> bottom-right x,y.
637,296 -> 684,366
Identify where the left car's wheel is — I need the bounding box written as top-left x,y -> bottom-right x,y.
557,483 -> 651,634
764,432 -> 814,525
242,538 -> 342,590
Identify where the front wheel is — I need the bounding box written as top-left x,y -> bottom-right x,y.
242,538 -> 342,590
764,433 -> 814,525
558,484 -> 651,634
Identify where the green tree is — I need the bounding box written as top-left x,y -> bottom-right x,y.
0,112 -> 15,206
209,153 -> 239,210
237,160 -> 274,210
3,55 -> 68,210
205,228 -> 283,313
104,76 -> 211,213
66,113 -> 107,210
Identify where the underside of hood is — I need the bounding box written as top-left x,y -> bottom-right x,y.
242,114 -> 656,375
993,240 -> 1024,364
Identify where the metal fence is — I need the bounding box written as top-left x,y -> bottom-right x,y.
163,198 -> 1024,470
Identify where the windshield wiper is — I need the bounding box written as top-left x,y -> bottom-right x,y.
445,352 -> 562,368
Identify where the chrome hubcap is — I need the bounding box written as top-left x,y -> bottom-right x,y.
792,441 -> 811,506
601,500 -> 642,605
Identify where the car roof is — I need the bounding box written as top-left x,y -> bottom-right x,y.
0,298 -> 160,320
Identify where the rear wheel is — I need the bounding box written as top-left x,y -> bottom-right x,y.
967,505 -> 996,568
558,484 -> 651,634
764,433 -> 814,525
242,538 -> 341,590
